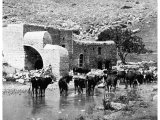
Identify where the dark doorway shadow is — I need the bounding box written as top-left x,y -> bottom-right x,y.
35,60 -> 43,69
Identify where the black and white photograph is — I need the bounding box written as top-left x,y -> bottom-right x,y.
2,0 -> 158,120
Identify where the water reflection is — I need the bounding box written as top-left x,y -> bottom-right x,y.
3,87 -> 105,120
59,96 -> 71,110
27,96 -> 46,115
73,95 -> 86,108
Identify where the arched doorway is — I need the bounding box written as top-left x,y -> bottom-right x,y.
24,45 -> 43,70
35,60 -> 43,69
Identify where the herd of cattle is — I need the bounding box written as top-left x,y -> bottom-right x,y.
29,66 -> 157,97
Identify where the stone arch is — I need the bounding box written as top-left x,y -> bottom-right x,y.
24,45 -> 43,70
24,31 -> 52,49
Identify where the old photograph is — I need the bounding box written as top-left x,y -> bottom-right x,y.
2,0 -> 157,120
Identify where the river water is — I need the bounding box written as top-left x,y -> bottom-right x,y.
3,87 -> 105,120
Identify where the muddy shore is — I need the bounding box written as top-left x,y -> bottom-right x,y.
3,81 -> 157,120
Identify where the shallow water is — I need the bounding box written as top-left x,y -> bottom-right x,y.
3,87 -> 105,120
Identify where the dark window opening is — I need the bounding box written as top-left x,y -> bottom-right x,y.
62,44 -> 65,48
98,47 -> 101,55
105,60 -> 111,70
79,54 -> 83,67
98,61 -> 102,69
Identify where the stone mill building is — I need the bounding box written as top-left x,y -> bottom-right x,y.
3,23 -> 117,78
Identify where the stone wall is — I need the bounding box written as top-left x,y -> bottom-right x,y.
59,30 -> 73,69
3,23 -> 117,76
72,41 -> 117,69
24,31 -> 52,49
23,24 -> 60,45
43,45 -> 69,79
3,24 -> 25,70
41,49 -> 60,79
3,24 -> 70,78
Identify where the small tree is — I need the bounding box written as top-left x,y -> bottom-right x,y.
97,26 -> 151,64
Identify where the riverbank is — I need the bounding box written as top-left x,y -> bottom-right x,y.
2,81 -> 74,95
3,81 -> 157,120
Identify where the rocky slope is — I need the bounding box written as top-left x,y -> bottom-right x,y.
3,0 -> 157,61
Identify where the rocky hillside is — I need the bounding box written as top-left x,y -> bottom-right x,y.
3,0 -> 157,61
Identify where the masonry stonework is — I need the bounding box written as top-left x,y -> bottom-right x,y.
72,41 -> 117,69
3,23 -> 117,77
3,24 -> 25,69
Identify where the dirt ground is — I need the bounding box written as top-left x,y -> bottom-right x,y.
73,83 -> 158,120
3,81 -> 157,120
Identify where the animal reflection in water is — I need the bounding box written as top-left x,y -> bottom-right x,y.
59,96 -> 70,111
58,94 -> 95,115
31,97 -> 46,115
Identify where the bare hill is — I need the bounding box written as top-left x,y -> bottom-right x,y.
3,0 -> 157,61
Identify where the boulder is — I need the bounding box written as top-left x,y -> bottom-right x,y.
96,105 -> 104,110
3,78 -> 6,82
110,102 -> 126,110
152,86 -> 157,92
131,28 -> 140,33
152,95 -> 157,101
121,6 -> 132,9
16,79 -> 25,84
128,101 -> 136,107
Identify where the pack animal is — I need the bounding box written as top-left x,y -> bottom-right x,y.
74,77 -> 86,94
117,70 -> 126,86
86,75 -> 102,95
30,77 -> 52,97
125,70 -> 140,88
58,75 -> 73,96
104,71 -> 118,93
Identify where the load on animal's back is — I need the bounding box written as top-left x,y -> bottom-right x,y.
41,64 -> 56,82
73,67 -> 91,75
73,69 -> 103,96
30,65 -> 56,97
85,70 -> 104,95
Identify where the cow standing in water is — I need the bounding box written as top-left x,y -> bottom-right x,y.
30,77 -> 53,97
125,69 -> 141,89
58,75 -> 73,96
38,77 -> 52,96
103,70 -> 118,93
117,70 -> 126,87
74,77 -> 86,94
86,75 -> 102,96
